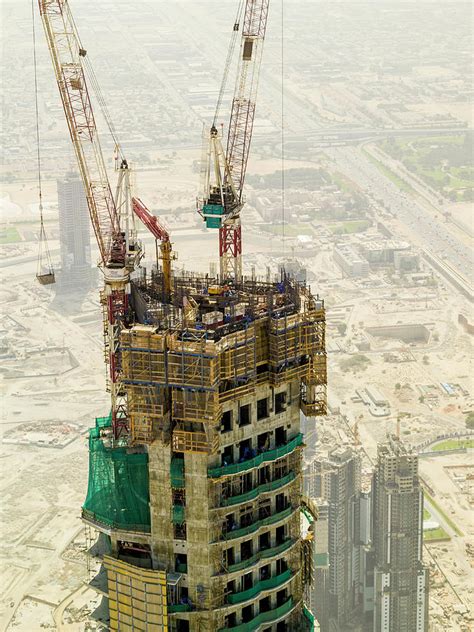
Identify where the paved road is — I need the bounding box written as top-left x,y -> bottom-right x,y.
326,146 -> 473,283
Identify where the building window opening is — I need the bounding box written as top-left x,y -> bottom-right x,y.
257,397 -> 269,420
276,589 -> 287,607
224,547 -> 235,567
276,493 -> 287,512
224,612 -> 237,628
275,391 -> 287,414
275,426 -> 287,446
276,557 -> 288,574
276,525 -> 286,545
240,540 -> 253,561
258,465 -> 270,485
239,438 -> 254,461
242,604 -> 254,623
222,445 -> 234,466
259,596 -> 271,613
221,410 -> 232,432
175,553 -> 187,573
259,531 -> 271,550
260,564 -> 271,581
258,499 -> 271,520
239,403 -> 251,426
257,431 -> 271,453
242,572 -> 253,591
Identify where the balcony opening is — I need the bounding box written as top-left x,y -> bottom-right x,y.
242,472 -> 253,493
240,506 -> 253,528
276,623 -> 287,632
276,588 -> 287,607
177,621 -> 190,632
221,410 -> 232,432
239,403 -> 251,427
242,604 -> 254,623
257,431 -> 271,453
260,564 -> 271,581
275,391 -> 287,414
259,596 -> 271,613
225,513 -> 237,533
257,397 -> 269,420
224,547 -> 235,567
258,465 -> 270,485
275,426 -> 287,447
226,579 -> 236,598
276,557 -> 288,575
239,438 -> 253,461
275,460 -> 288,479
258,499 -> 271,520
175,553 -> 187,574
276,493 -> 287,513
242,571 -> 253,591
240,539 -> 253,561
222,445 -> 234,466
259,531 -> 271,551
224,612 -> 237,628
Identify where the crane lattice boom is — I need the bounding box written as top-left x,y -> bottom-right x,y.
225,0 -> 270,201
39,0 -> 123,266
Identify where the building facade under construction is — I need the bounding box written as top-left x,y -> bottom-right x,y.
82,269 -> 326,631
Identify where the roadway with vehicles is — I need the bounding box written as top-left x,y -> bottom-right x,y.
326,145 -> 473,285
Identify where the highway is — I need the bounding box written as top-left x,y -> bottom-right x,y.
326,145 -> 473,285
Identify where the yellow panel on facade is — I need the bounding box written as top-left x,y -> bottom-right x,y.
104,555 -> 168,631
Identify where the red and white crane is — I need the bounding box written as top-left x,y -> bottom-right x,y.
38,0 -> 172,439
198,0 -> 270,281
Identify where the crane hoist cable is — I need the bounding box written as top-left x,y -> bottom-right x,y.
32,0 -> 55,285
280,0 -> 286,254
67,8 -> 125,162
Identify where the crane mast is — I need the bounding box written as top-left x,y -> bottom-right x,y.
39,0 -> 141,439
199,0 -> 270,281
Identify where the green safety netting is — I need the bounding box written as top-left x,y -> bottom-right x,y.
82,414 -> 151,532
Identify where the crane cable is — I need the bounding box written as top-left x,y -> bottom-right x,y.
67,5 -> 125,162
281,0 -> 286,255
32,0 -> 54,279
212,0 -> 245,127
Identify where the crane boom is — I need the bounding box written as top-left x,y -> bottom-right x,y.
132,197 -> 174,301
225,0 -> 270,201
38,0 -> 123,266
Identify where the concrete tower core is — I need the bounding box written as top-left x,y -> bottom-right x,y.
82,270 -> 327,631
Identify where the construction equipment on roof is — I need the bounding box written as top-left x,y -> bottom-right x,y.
198,0 -> 270,281
132,197 -> 175,302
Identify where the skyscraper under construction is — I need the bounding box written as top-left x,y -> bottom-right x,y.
83,271 -> 326,631
37,0 -> 327,629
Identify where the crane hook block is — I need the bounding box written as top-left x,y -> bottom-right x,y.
79,48 -> 87,57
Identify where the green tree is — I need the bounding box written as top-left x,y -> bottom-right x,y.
465,411 -> 474,429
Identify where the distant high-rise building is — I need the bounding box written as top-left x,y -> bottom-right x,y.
308,447 -> 363,631
371,437 -> 429,632
57,173 -> 93,289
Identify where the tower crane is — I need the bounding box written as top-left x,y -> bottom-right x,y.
38,0 -> 173,439
198,0 -> 270,281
